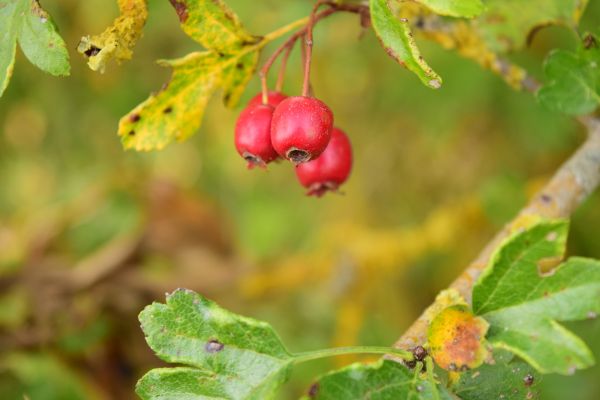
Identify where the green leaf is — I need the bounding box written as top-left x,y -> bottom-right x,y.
137,289 -> 293,400
0,0 -> 70,97
118,0 -> 260,151
77,0 -> 148,73
537,44 -> 600,115
453,351 -> 540,400
476,0 -> 588,53
302,359 -> 453,400
370,0 -> 442,89
414,0 -> 483,18
472,220 -> 600,374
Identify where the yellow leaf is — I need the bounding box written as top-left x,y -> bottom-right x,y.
78,0 -> 148,73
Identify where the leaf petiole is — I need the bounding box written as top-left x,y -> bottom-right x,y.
291,346 -> 413,364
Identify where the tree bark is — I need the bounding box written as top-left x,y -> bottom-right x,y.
394,117 -> 600,350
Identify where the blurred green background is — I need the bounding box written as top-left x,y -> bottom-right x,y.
1,0 -> 599,398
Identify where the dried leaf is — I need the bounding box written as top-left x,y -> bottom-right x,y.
77,0 -> 148,73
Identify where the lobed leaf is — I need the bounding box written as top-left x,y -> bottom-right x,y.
370,0 -> 442,89
118,0 -> 260,151
0,0 -> 70,97
137,289 -> 293,400
472,220 -> 600,374
302,359 -> 453,400
537,41 -> 600,115
77,0 -> 148,73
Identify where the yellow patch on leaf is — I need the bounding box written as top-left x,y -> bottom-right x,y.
428,305 -> 489,371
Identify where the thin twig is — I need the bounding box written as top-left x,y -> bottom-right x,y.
259,2 -> 367,101
276,40 -> 296,92
393,118 -> 600,352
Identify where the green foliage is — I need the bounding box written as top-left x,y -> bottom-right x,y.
453,351 -> 540,400
472,220 -> 600,374
0,353 -> 97,400
476,0 -> 588,52
537,38 -> 600,115
302,359 -> 453,400
0,0 -> 70,97
118,0 -> 261,151
414,0 -> 483,18
137,288 -> 294,399
370,0 -> 442,89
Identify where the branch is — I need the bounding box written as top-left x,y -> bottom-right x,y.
393,117 -> 600,351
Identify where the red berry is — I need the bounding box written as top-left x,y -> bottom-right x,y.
248,91 -> 287,108
295,128 -> 353,197
270,96 -> 334,164
234,104 -> 279,168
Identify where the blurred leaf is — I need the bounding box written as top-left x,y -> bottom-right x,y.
0,353 -> 97,400
413,0 -> 483,18
301,359 -> 453,399
118,0 -> 260,151
370,0 -> 442,89
0,288 -> 28,328
473,220 -> 600,374
66,190 -> 140,257
453,350 -> 540,400
537,41 -> 600,115
476,0 -> 589,52
428,305 -> 489,371
137,289 -> 293,400
77,0 -> 148,73
0,0 -> 70,97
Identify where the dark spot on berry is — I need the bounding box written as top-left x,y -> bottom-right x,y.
523,373 -> 534,387
287,148 -> 311,164
412,346 -> 428,361
129,113 -> 141,123
128,130 -> 135,136
307,382 -> 319,398
168,0 -> 188,22
205,339 -> 224,353
540,194 -> 552,203
163,106 -> 173,114
84,45 -> 101,57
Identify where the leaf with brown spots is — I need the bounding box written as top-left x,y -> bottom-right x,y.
77,0 -> 148,73
428,305 -> 489,371
473,219 -> 600,374
137,289 -> 294,400
118,0 -> 260,151
0,0 -> 70,97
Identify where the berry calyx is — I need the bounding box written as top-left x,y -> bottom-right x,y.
248,91 -> 287,108
295,127 -> 353,196
234,104 -> 279,168
270,96 -> 334,164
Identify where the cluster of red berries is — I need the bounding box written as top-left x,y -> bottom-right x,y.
234,92 -> 353,197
